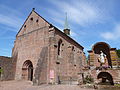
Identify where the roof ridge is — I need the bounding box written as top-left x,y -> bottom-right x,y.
16,8 -> 51,37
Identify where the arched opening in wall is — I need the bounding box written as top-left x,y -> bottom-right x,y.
22,60 -> 33,81
97,72 -> 114,85
58,39 -> 62,56
93,42 -> 112,67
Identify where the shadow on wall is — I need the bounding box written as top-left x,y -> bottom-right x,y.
33,47 -> 48,85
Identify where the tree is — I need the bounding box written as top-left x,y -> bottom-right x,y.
116,49 -> 120,58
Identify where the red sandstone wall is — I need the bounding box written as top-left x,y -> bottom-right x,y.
48,29 -> 85,83
0,56 -> 14,80
13,11 -> 50,84
12,10 -> 85,84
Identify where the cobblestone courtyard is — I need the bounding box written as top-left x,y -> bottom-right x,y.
0,81 -> 94,90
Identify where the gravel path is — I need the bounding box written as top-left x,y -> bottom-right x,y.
0,81 -> 94,90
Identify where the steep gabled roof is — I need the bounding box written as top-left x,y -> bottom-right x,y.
16,9 -> 84,49
16,9 -> 51,37
53,26 -> 84,50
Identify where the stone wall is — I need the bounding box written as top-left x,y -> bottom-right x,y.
12,10 -> 85,85
48,29 -> 85,84
110,50 -> 119,67
0,56 -> 15,80
33,47 -> 48,85
90,69 -> 120,84
88,42 -> 119,68
13,10 -> 50,84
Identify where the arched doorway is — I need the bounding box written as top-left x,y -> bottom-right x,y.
92,42 -> 112,67
97,72 -> 114,85
22,60 -> 33,81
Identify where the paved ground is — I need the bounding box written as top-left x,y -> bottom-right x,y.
0,80 -> 94,90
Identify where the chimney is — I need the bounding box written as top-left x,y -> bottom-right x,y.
63,12 -> 70,35
63,29 -> 70,35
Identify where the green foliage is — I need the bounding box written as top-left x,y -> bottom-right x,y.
115,84 -> 120,87
83,75 -> 94,84
116,49 -> 120,58
0,68 -> 3,73
86,55 -> 90,64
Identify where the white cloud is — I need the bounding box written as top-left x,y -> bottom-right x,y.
101,32 -> 114,40
70,31 -> 77,37
52,17 -> 64,26
0,14 -> 23,29
48,0 -> 106,27
0,5 -> 23,31
101,24 -> 120,40
90,44 -> 94,48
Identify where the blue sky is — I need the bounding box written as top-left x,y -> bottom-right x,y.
0,0 -> 120,57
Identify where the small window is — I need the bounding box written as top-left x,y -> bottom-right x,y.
74,65 -> 76,67
56,61 -> 60,64
36,19 -> 39,22
30,17 -> 33,21
24,25 -> 26,28
72,46 -> 74,51
58,39 -> 62,55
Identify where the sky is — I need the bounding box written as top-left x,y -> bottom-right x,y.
0,0 -> 120,57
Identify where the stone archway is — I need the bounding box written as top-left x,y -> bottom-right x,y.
22,60 -> 33,81
92,42 -> 112,67
97,72 -> 114,85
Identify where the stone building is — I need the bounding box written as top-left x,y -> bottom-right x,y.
87,42 -> 120,85
88,42 -> 120,68
2,8 -> 120,85
0,9 -> 86,84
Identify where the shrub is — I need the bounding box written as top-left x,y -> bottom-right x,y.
83,75 -> 94,84
0,68 -> 3,74
116,49 -> 120,58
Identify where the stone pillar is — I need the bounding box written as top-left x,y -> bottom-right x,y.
48,27 -> 57,84
110,50 -> 118,67
88,51 -> 95,66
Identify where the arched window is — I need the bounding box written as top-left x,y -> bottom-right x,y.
72,46 -> 74,51
58,39 -> 62,55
